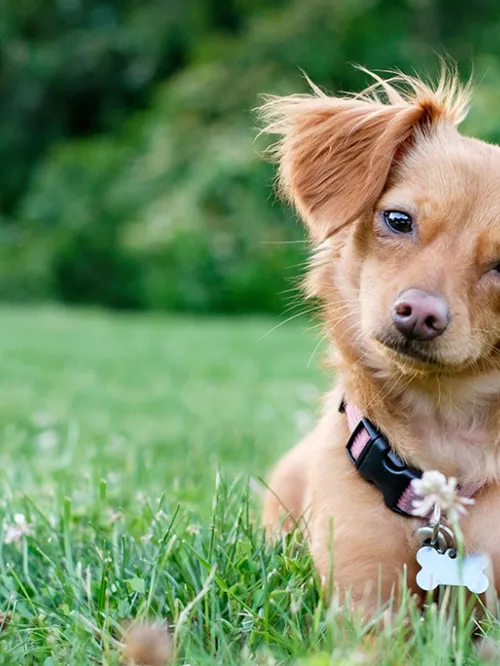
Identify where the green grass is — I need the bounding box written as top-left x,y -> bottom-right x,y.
0,306 -> 496,665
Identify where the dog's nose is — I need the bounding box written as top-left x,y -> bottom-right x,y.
392,289 -> 450,341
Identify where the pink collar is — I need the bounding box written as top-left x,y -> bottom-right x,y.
343,401 -> 482,517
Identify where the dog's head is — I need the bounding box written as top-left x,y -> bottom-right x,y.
262,70 -> 500,376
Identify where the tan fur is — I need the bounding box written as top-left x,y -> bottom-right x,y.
260,68 -> 500,608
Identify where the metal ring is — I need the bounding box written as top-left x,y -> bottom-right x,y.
414,525 -> 448,552
430,504 -> 441,546
413,523 -> 456,553
438,524 -> 456,550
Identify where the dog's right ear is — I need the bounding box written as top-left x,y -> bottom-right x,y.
260,71 -> 469,241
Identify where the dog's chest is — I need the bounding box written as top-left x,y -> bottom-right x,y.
398,384 -> 500,481
412,416 -> 500,482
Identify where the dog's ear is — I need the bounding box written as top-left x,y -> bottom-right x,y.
260,71 -> 470,241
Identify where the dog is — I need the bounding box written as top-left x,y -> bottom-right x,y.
259,68 -> 500,610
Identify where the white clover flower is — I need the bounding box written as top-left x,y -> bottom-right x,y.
4,514 -> 34,544
411,470 -> 474,522
36,430 -> 58,450
290,595 -> 302,615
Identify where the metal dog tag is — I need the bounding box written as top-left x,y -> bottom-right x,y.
416,546 -> 489,594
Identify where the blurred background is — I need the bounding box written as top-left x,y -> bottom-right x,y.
2,0 -> 500,316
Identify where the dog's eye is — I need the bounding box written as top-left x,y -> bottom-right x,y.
484,264 -> 500,281
383,210 -> 413,234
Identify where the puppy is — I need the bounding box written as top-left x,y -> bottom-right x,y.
260,69 -> 500,609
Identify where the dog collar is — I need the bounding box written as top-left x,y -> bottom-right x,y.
340,399 -> 481,517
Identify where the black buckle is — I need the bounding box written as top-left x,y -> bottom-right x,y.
346,417 -> 422,516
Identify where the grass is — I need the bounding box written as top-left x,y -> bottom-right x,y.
0,306 -> 496,665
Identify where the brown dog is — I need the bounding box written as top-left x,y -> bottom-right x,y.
260,69 -> 500,609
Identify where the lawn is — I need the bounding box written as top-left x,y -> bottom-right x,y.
0,307 -> 495,665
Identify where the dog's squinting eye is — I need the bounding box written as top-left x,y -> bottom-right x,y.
485,264 -> 500,281
383,210 -> 413,234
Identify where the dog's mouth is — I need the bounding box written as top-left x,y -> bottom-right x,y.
373,333 -> 445,370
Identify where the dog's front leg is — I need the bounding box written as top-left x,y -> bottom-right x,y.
307,442 -> 419,611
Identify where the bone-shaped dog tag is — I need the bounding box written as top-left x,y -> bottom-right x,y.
416,546 -> 489,594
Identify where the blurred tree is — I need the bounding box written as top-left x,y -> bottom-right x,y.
3,0 -> 500,312
0,0 -> 264,217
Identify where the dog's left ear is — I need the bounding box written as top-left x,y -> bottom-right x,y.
260,71 -> 470,241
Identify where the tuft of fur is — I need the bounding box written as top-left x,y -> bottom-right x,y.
350,66 -> 471,124
259,67 -> 472,241
122,622 -> 172,665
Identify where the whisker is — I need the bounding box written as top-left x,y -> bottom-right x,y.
257,305 -> 324,342
307,328 -> 332,367
260,239 -> 310,245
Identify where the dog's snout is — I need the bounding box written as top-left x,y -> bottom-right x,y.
392,289 -> 450,341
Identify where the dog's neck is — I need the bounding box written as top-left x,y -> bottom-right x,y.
334,348 -> 500,486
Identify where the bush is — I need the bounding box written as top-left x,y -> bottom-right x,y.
19,98 -> 307,313
52,227 -> 143,309
12,0 -> 500,313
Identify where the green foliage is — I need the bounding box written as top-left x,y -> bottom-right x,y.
5,0 -> 500,311
0,0 -> 238,213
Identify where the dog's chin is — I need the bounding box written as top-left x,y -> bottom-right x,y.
370,334 -> 456,374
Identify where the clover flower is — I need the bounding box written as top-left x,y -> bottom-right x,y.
411,470 -> 474,522
4,514 -> 34,544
